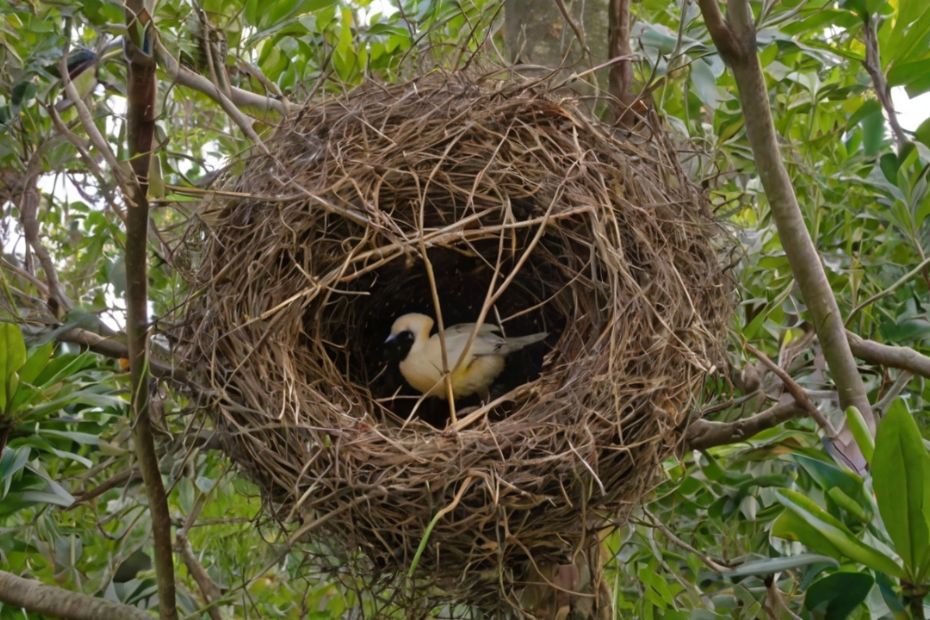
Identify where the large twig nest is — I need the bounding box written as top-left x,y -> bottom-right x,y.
180,72 -> 731,612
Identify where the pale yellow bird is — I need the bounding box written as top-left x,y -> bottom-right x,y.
384,313 -> 548,399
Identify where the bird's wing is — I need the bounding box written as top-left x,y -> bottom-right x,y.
442,322 -> 501,338
427,326 -> 505,369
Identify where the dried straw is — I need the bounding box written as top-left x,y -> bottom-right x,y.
180,72 -> 731,613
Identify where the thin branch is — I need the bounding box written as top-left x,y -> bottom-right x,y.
876,371 -> 913,413
553,0 -> 591,59
15,167 -> 73,316
69,468 -> 141,506
58,43 -> 136,197
176,493 -> 223,620
123,3 -> 178,618
0,570 -> 151,620
176,536 -> 223,620
46,105 -> 127,223
686,401 -> 805,450
846,255 -> 930,324
847,332 -> 930,379
862,14 -> 908,147
608,0 -> 636,124
155,37 -> 286,126
698,0 -> 874,473
640,509 -> 732,572
745,343 -> 838,437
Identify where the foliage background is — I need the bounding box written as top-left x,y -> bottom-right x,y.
1,0 -> 929,617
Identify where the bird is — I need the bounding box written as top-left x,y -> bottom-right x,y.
384,312 -> 548,399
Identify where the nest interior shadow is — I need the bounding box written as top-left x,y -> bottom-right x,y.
181,73 -> 732,612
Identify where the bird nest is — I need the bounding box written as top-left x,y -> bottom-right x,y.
180,73 -> 731,613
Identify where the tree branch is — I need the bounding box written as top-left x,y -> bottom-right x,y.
15,163 -> 73,316
862,14 -> 907,147
696,0 -> 741,60
553,0 -> 590,60
59,327 -> 182,380
698,0 -> 874,472
846,255 -> 930,324
686,401 -> 805,450
745,342 -> 837,437
154,38 -> 287,135
0,570 -> 150,620
123,3 -> 178,618
847,332 -> 930,379
608,0 -> 636,124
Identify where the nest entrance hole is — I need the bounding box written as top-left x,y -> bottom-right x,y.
314,235 -> 568,427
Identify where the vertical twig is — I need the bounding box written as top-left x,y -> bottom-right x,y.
696,0 -> 874,472
15,154 -> 73,316
862,14 -> 907,148
608,0 -> 636,124
122,2 -> 178,619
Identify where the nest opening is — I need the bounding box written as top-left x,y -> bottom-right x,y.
319,237 -> 566,426
180,73 -> 732,610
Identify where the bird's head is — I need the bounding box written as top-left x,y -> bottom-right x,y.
384,313 -> 433,361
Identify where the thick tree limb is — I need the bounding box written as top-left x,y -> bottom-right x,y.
686,401 -> 806,450
697,0 -> 874,471
123,3 -> 178,619
59,326 -> 182,380
0,570 -> 150,620
848,332 -> 930,379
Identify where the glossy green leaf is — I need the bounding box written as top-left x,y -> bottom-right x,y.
17,341 -> 53,386
725,553 -> 838,578
793,452 -> 865,501
772,510 -> 845,559
0,446 -> 30,498
804,571 -> 873,619
872,399 -> 930,578
844,406 -> 874,464
774,489 -> 903,577
0,323 -> 27,412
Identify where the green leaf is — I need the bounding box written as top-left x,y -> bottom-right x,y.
0,323 -> 27,412
827,486 -> 871,524
0,446 -> 31,498
18,341 -> 53,386
846,99 -> 882,129
887,58 -> 930,94
861,107 -> 886,156
804,572 -> 873,619
916,116 -> 930,149
844,406 -> 875,463
691,59 -> 720,110
725,553 -> 838,578
774,489 -> 903,576
793,453 -> 865,501
872,399 -> 930,578
772,510 -> 845,558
